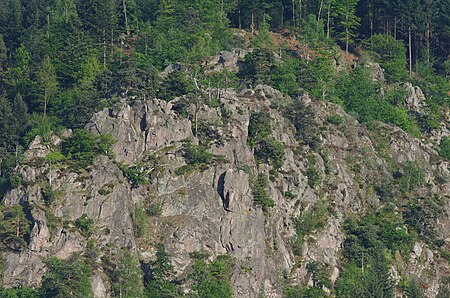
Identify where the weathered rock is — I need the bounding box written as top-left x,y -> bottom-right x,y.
404,82 -> 426,112
88,100 -> 193,163
1,85 -> 448,297
205,49 -> 248,72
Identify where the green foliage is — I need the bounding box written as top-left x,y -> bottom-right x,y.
439,137 -> 450,160
299,14 -> 332,48
306,166 -> 321,188
297,54 -> 336,101
404,279 -> 424,298
46,151 -> 66,163
397,161 -> 425,194
284,285 -> 328,298
403,198 -> 443,246
0,205 -> 31,251
74,214 -> 94,237
331,0 -> 360,52
181,140 -> 213,165
248,109 -> 285,169
335,248 -> 393,298
0,287 -> 38,298
0,154 -> 23,197
239,48 -> 276,85
250,173 -> 275,214
326,114 -> 344,125
22,114 -> 62,146
306,261 -> 331,289
271,57 -> 299,97
342,210 -> 414,262
119,163 -> 151,188
41,184 -> 61,206
41,256 -> 93,298
111,250 -> 144,298
292,204 -> 328,255
251,22 -> 275,50
189,254 -> 233,298
366,34 -> 408,82
285,99 -> 320,149
145,243 -> 182,297
254,137 -> 285,170
158,70 -> 193,101
62,129 -> 115,166
146,203 -> 163,217
176,140 -> 226,175
133,207 -> 147,238
335,67 -> 420,136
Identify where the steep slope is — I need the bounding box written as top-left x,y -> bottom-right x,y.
1,83 -> 449,297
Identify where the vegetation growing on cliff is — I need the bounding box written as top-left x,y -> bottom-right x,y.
0,0 -> 448,297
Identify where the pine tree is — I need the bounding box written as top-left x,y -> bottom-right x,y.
36,56 -> 58,115
332,0 -> 360,53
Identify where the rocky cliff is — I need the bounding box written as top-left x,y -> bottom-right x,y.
1,82 -> 449,297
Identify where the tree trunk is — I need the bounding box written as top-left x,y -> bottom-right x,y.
298,0 -> 302,22
292,0 -> 295,27
103,29 -> 107,68
394,16 -> 397,39
318,0 -> 323,21
345,14 -> 349,53
408,25 -> 412,77
123,0 -> 130,36
44,89 -> 48,116
326,4 -> 331,38
46,14 -> 50,39
238,0 -> 242,29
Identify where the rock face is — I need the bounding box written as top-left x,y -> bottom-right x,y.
1,85 -> 449,297
404,82 -> 427,112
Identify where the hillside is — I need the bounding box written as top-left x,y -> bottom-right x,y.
0,1 -> 449,297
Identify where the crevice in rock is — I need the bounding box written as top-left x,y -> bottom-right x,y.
21,201 -> 35,246
217,171 -> 226,209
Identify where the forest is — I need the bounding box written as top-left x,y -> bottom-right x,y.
0,0 -> 449,297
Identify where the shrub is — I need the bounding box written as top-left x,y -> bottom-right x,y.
0,205 -> 31,251
110,250 -> 144,298
46,151 -> 65,163
133,207 -> 147,238
0,287 -> 38,297
41,256 -> 93,298
189,254 -> 233,298
439,136 -> 450,160
158,70 -> 193,101
397,161 -> 425,194
42,184 -> 61,206
253,138 -> 285,170
366,34 -> 408,82
250,173 -> 275,214
404,199 -> 443,246
181,141 -> 213,165
327,114 -> 344,125
292,204 -> 328,255
145,243 -> 182,297
239,48 -> 276,85
119,163 -> 151,188
306,261 -> 331,288
284,285 -> 328,298
306,166 -> 321,188
336,66 -> 420,136
62,129 -> 115,166
74,214 -> 94,236
176,140 -> 226,175
146,203 -> 163,217
248,110 -> 285,169
0,154 -> 22,197
285,99 -> 320,149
